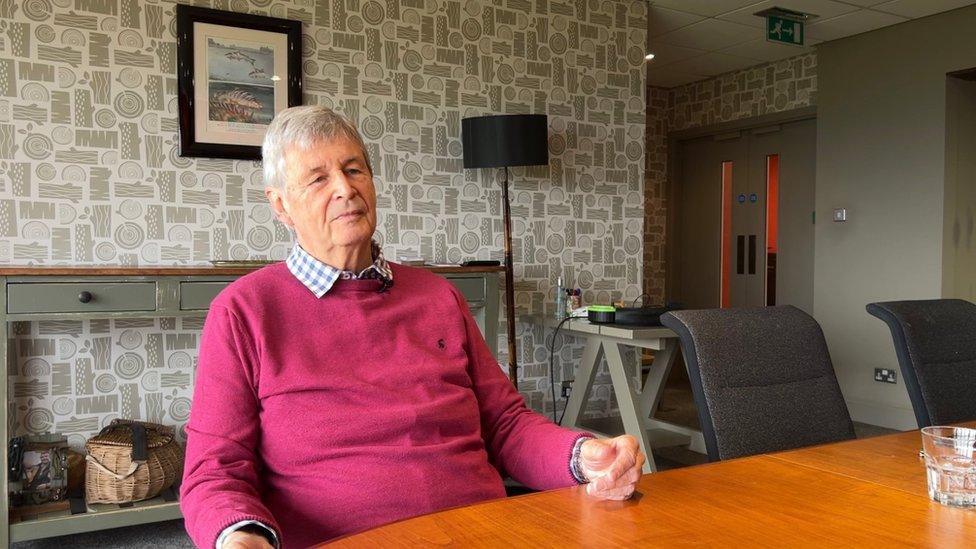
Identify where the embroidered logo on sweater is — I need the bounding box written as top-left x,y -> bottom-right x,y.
437,339 -> 445,349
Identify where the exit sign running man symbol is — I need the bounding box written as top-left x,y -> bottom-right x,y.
767,15 -> 804,46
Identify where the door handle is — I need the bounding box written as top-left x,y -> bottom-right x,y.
737,235 -> 745,275
748,235 -> 757,275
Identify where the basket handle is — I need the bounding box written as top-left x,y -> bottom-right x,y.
85,454 -> 143,480
131,423 -> 148,462
96,422 -> 151,462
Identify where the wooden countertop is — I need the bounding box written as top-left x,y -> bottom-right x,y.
0,264 -> 506,276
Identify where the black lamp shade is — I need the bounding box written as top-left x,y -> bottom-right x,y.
461,114 -> 549,169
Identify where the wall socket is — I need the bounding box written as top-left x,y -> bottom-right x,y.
874,368 -> 897,384
561,380 -> 574,398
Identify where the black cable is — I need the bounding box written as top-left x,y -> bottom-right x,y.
548,315 -> 576,424
632,293 -> 650,307
557,393 -> 570,426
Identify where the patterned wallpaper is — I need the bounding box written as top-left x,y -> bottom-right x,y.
642,52 -> 817,301
669,52 -> 817,132
1,0 -> 648,448
642,85 -> 667,305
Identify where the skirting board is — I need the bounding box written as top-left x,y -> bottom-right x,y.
846,398 -> 918,431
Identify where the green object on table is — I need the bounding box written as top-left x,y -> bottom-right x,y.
586,305 -> 617,325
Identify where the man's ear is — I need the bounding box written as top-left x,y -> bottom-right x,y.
265,186 -> 294,228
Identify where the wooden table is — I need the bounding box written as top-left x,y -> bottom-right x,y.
324,426 -> 976,547
770,421 -> 976,497
553,318 -> 704,473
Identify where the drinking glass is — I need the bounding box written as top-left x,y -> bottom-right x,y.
921,426 -> 976,507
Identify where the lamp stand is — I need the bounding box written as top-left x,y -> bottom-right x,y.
501,166 -> 518,386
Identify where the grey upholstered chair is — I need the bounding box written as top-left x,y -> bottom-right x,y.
660,306 -> 855,461
866,299 -> 976,427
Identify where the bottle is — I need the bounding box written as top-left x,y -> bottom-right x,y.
555,276 -> 566,320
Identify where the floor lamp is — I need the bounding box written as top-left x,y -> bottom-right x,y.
461,114 -> 549,386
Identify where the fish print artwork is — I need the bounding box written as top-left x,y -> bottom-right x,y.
206,38 -> 277,125
209,89 -> 263,123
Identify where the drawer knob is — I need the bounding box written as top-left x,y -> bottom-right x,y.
78,291 -> 93,303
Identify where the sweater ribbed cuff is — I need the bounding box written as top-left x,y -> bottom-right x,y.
214,516 -> 280,549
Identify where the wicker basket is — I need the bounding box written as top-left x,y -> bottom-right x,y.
84,419 -> 183,504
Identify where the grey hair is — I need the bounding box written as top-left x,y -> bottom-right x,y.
262,105 -> 372,189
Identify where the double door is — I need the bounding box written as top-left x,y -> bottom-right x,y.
672,118 -> 816,311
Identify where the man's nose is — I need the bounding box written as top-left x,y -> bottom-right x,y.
332,172 -> 357,200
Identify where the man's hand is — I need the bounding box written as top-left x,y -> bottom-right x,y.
223,530 -> 274,549
578,435 -> 645,500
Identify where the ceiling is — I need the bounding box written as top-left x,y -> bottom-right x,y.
647,0 -> 976,88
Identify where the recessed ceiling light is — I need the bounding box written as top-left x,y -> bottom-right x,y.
645,53 -> 655,61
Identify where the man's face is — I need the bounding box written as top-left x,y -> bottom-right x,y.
266,137 -> 377,257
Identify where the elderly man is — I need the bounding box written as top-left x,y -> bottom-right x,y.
180,105 -> 644,549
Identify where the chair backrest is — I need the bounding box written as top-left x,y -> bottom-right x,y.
866,299 -> 976,427
660,306 -> 855,461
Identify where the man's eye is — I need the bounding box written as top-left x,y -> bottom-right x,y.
346,168 -> 361,175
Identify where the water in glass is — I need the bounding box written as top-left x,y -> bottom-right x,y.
922,426 -> 976,507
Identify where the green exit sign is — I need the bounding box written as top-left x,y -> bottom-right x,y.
767,15 -> 804,46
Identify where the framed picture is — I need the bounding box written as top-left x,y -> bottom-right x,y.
176,5 -> 302,160
7,434 -> 71,515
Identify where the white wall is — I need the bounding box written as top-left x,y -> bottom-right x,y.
944,76 -> 976,301
815,6 -> 976,429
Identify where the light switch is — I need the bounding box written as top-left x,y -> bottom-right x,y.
833,208 -> 847,222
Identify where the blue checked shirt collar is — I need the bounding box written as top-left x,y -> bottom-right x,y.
286,241 -> 393,298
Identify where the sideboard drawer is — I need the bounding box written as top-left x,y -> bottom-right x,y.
7,282 -> 157,314
180,281 -> 231,310
446,276 -> 486,304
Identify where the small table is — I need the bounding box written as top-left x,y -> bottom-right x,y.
552,318 -> 705,473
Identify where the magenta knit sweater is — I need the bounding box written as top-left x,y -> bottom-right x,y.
180,263 -> 587,548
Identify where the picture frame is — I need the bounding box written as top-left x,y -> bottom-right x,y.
7,434 -> 71,516
176,5 -> 302,160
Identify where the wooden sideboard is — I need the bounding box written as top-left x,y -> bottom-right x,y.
0,265 -> 502,545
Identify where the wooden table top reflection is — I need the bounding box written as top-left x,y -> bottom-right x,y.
769,421 -> 975,497
323,426 -> 976,547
